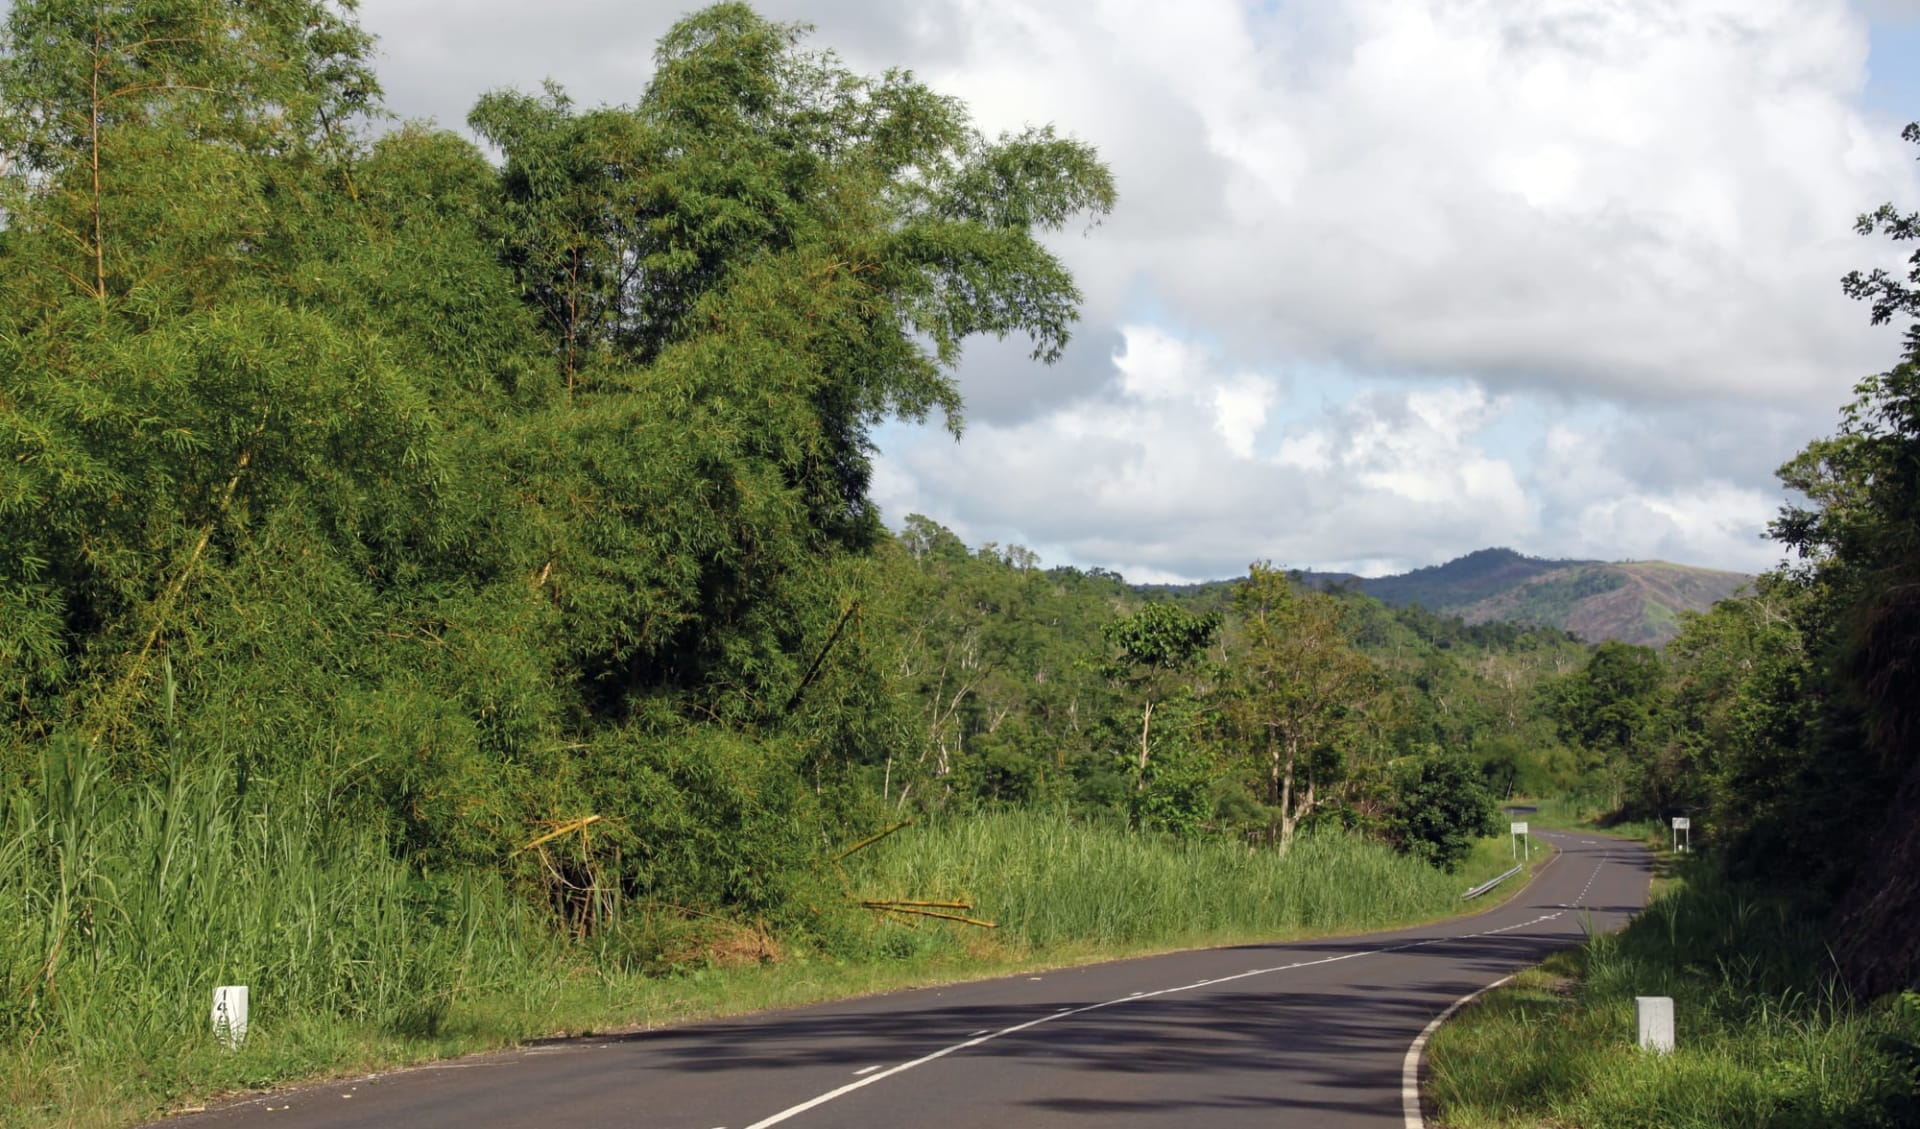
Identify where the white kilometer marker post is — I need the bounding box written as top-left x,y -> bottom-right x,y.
211,985 -> 248,1049
1636,996 -> 1674,1054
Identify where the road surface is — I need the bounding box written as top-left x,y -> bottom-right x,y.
167,830 -> 1650,1129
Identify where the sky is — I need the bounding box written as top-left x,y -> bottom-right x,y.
273,2 -> 1920,578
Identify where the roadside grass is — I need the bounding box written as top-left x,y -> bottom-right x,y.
1426,864 -> 1920,1129
840,808 -> 1531,956
0,757 -> 1543,1129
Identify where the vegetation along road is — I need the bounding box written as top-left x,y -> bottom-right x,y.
159,833 -> 1649,1129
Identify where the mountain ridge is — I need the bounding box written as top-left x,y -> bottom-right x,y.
1141,547 -> 1752,646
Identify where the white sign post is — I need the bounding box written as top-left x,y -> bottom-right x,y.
211,985 -> 248,1049
1671,816 -> 1691,854
1510,821 -> 1530,861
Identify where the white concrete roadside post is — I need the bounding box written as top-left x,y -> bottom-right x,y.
212,985 -> 249,1049
1672,816 -> 1691,854
1636,995 -> 1674,1054
1510,821 -> 1529,861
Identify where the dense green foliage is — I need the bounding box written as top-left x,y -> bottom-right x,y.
0,0 -> 1134,1059
878,524 -> 1586,845
1384,752 -> 1501,872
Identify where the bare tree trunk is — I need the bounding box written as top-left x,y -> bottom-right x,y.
1277,732 -> 1298,855
1135,698 -> 1154,791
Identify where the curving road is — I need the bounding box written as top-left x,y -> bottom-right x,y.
168,831 -> 1650,1129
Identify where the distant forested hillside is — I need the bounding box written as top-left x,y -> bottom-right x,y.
1147,548 -> 1752,645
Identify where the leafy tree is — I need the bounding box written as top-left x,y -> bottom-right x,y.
0,0 -> 377,311
0,0 -> 446,772
1660,581 -> 1818,864
1102,601 -> 1219,806
1224,563 -> 1382,854
1387,752 -> 1499,872
1543,642 -> 1667,814
0,0 -> 1119,926
467,83 -> 651,396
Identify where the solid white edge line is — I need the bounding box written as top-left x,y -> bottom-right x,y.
1400,974 -> 1515,1129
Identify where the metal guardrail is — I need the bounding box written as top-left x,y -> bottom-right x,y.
1460,863 -> 1524,900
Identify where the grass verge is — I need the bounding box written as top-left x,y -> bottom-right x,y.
1426,864 -> 1920,1128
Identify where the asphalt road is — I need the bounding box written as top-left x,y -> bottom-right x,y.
169,830 -> 1650,1129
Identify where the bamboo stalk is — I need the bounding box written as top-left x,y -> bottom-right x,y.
517,814 -> 603,853
830,819 -> 912,862
863,905 -> 996,929
859,899 -> 972,910
786,600 -> 861,713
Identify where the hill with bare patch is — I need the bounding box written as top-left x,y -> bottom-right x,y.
1449,560 -> 1752,645
1283,549 -> 1751,645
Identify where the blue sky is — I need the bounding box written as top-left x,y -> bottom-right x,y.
1866,11 -> 1920,123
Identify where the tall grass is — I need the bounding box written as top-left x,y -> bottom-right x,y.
0,746 -> 554,1124
844,809 -> 1518,954
1427,866 -> 1920,1128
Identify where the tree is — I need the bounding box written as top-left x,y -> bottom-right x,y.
1543,642 -> 1669,814
474,4 -> 1114,549
1660,581 -> 1818,862
1103,601 -> 1219,804
1387,752 -> 1499,872
1225,563 -> 1382,854
0,0 -> 451,769
470,6 -> 1116,736
468,84 -> 638,396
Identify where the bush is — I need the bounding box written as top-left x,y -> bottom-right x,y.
1387,751 -> 1500,872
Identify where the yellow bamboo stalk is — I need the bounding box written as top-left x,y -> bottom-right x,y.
864,905 -> 997,929
830,819 -> 913,862
859,899 -> 973,910
517,814 -> 603,853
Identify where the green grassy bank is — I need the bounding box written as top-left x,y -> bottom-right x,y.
1426,867 -> 1920,1128
1,755 -> 1529,1129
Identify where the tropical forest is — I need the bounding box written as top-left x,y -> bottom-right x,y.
1,3 -> 1918,1127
